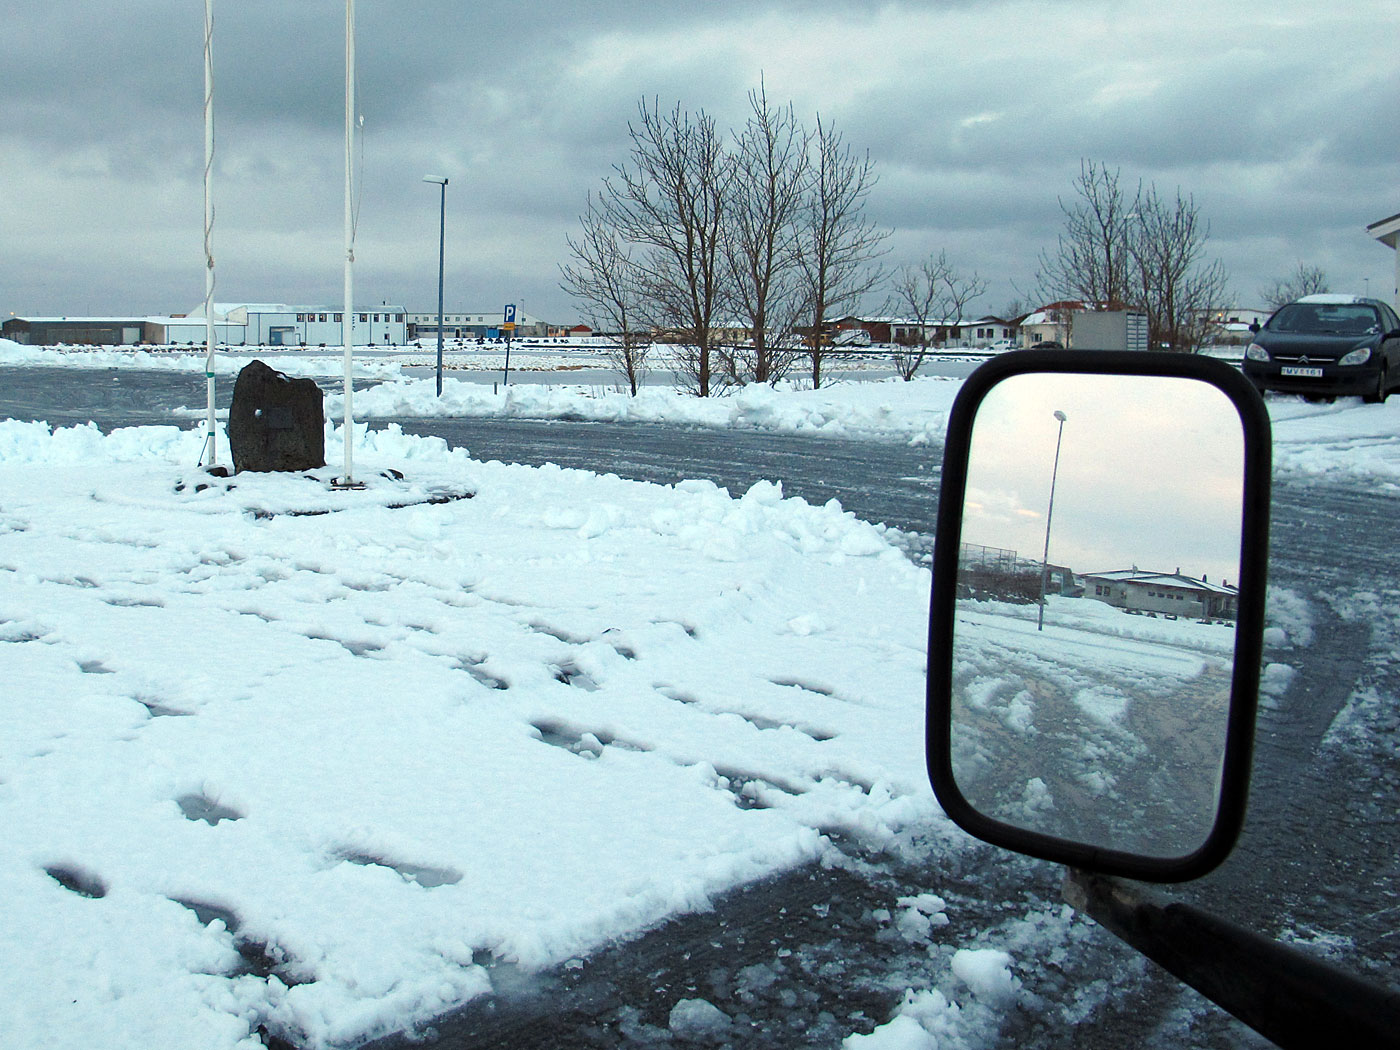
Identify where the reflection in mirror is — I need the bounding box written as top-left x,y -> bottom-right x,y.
950,372 -> 1245,860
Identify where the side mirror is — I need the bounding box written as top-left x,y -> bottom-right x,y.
926,351 -> 1272,882
1248,320 -> 1261,334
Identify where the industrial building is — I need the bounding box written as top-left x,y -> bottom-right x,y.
3,303 -> 408,347
406,309 -> 547,341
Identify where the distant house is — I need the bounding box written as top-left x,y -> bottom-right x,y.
1018,301 -> 1089,347
955,316 -> 1017,347
830,315 -> 960,346
1080,569 -> 1238,620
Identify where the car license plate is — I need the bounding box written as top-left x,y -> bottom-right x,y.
1281,366 -> 1324,378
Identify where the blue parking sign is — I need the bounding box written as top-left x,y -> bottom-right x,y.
504,304 -> 516,323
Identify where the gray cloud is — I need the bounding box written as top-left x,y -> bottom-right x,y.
2,0 -> 1396,323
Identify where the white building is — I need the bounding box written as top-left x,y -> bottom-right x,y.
1368,211 -> 1400,308
406,309 -> 547,340
171,303 -> 408,347
955,316 -> 1018,347
2,304 -> 409,348
1080,569 -> 1238,620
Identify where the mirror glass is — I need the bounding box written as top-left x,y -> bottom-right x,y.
950,372 -> 1244,859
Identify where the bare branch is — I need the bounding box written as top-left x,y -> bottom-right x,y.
1041,160 -> 1230,352
795,114 -> 888,388
1260,262 -> 1329,311
599,98 -> 734,396
558,193 -> 651,395
887,251 -> 985,379
1128,183 -> 1230,351
720,81 -> 810,386
1036,159 -> 1138,308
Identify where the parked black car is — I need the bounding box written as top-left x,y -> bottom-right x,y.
1243,294 -> 1400,402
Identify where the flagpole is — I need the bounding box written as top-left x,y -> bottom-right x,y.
339,0 -> 358,486
201,0 -> 218,468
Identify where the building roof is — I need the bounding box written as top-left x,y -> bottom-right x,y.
1081,569 -> 1237,595
833,315 -> 962,327
1367,211 -> 1400,249
7,315 -> 181,325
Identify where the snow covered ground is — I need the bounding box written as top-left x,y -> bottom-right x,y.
2,339 -> 1399,1049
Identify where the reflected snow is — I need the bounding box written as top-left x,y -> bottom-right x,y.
952,593 -> 1233,858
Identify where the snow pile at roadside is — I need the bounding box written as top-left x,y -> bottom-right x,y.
338,372 -> 1400,482
0,338 -> 401,380
338,373 -> 963,443
0,418 -> 954,1049
1266,396 -> 1400,488
10,337 -> 1400,484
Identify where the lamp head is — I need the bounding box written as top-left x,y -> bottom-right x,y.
422,175 -> 448,186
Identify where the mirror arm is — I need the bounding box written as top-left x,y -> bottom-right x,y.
1063,869 -> 1400,1048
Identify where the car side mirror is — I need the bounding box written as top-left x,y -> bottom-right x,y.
1248,321 -> 1261,334
925,351 -> 1272,882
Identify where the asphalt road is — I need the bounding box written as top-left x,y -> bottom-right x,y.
376,422 -> 1400,1050
2,365 -> 1395,1049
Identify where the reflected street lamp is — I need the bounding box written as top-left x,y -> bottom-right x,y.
1038,409 -> 1068,631
423,175 -> 448,396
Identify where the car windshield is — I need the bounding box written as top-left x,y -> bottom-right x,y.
1269,303 -> 1380,336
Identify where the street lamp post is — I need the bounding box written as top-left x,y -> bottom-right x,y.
423,175 -> 448,396
1038,409 -> 1068,631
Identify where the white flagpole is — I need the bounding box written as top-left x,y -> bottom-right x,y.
202,0 -> 218,468
340,0 -> 357,485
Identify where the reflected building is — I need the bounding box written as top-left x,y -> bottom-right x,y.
1080,569 -> 1238,620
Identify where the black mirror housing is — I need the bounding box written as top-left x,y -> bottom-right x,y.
925,350 -> 1273,882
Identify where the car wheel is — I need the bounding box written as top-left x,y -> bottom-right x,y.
1363,366 -> 1388,404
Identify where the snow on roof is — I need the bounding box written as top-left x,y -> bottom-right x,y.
1081,569 -> 1237,594
11,316 -> 179,325
1295,294 -> 1368,305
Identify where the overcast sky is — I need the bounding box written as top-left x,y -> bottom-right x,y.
3,0 -> 1397,324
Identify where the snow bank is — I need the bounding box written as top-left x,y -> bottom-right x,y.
8,339 -> 1400,486
0,338 -> 400,380
338,373 -> 962,443
1267,396 -> 1400,490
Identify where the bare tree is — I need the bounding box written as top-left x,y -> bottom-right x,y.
1128,183 -> 1230,351
1037,160 -> 1137,309
1040,159 -> 1230,352
887,251 -> 986,380
1260,262 -> 1329,310
795,115 -> 888,389
559,193 -> 651,395
720,83 -> 809,386
600,98 -> 733,396
999,297 -> 1027,322
888,257 -> 944,380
